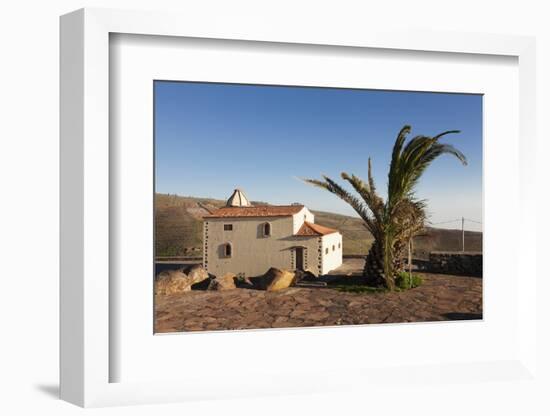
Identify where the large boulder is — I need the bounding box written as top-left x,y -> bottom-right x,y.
208,273 -> 237,291
235,275 -> 254,289
294,269 -> 317,283
155,270 -> 193,295
184,264 -> 209,283
155,264 -> 210,295
258,268 -> 296,292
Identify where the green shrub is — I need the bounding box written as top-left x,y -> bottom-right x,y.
395,271 -> 423,290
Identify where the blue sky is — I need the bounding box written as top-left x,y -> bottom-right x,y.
155,81 -> 483,231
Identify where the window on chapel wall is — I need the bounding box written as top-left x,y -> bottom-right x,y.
224,243 -> 232,258
263,222 -> 271,237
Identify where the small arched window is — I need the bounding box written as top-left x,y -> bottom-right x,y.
224,243 -> 232,258
332,245 -> 335,252
263,222 -> 271,237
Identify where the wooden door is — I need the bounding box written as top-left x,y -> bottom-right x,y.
295,248 -> 304,270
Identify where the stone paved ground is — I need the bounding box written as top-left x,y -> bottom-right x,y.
155,271 -> 482,333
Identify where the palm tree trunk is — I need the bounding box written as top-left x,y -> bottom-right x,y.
363,239 -> 385,286
363,236 -> 402,289
383,234 -> 396,291
392,240 -> 405,275
363,237 -> 396,289
408,238 -> 412,288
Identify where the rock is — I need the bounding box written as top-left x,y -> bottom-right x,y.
260,267 -> 296,292
155,264 -> 210,295
208,273 -> 237,291
235,275 -> 254,289
294,269 -> 318,283
155,270 -> 193,295
235,275 -> 259,289
191,277 -> 213,290
184,264 -> 209,283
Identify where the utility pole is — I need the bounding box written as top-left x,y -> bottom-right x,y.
461,216 -> 465,252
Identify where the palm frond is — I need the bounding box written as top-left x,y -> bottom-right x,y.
340,172 -> 384,225
389,125 -> 411,174
302,176 -> 375,232
367,158 -> 377,196
387,129 -> 466,212
432,129 -> 461,141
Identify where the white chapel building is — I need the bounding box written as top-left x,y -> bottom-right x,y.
202,189 -> 343,278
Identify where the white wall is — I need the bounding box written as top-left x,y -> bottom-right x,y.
205,215 -> 322,276
321,232 -> 343,274
2,1 -> 549,416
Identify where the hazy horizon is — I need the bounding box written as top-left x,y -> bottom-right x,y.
155,81 -> 483,232
155,191 -> 482,234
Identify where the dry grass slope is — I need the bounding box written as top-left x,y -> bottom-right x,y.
155,193 -> 482,258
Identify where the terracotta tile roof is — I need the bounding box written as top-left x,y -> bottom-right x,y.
204,205 -> 305,219
295,221 -> 339,236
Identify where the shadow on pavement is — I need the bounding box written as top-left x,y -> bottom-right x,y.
443,312 -> 482,320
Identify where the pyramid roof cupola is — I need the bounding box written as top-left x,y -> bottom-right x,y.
226,188 -> 252,207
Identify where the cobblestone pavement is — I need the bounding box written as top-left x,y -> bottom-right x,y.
155,272 -> 482,333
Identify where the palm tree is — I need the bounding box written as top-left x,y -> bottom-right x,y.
304,125 -> 467,290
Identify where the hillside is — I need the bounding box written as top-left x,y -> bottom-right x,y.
155,193 -> 482,258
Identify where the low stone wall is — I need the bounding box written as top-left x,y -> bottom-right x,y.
427,252 -> 482,277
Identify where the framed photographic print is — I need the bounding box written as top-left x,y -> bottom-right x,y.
60,8 -> 538,408
152,81 -> 483,333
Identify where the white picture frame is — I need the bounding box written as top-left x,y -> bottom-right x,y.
60,7 -> 537,408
